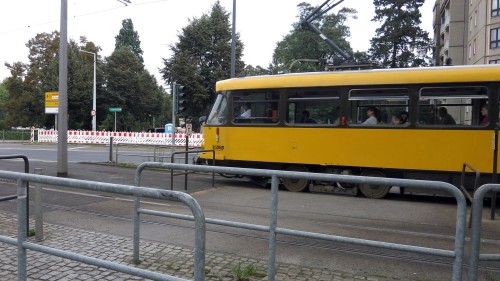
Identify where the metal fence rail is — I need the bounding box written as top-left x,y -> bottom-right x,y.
0,155 -> 30,232
467,184 -> 500,281
135,162 -> 467,281
0,170 -> 206,281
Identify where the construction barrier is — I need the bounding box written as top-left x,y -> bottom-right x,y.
36,129 -> 203,147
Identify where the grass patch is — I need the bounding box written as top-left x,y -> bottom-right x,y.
232,263 -> 266,281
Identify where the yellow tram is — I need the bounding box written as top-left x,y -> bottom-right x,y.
199,65 -> 500,198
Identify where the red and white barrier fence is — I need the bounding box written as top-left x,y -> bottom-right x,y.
37,129 -> 203,147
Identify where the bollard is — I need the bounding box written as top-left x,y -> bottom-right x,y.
109,137 -> 114,162
33,168 -> 44,241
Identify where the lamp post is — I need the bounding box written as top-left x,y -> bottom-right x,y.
79,50 -> 97,132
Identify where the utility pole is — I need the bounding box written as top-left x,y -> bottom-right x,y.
171,82 -> 176,155
57,0 -> 68,177
230,0 -> 236,78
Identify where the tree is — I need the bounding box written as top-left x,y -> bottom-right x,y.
0,80 -> 10,129
115,19 -> 144,63
241,65 -> 270,77
369,0 -> 433,68
271,2 -> 357,73
161,1 -> 245,120
103,47 -> 165,131
3,32 -> 106,130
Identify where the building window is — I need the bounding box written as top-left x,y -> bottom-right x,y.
475,10 -> 477,26
469,44 -> 472,58
491,28 -> 500,49
490,59 -> 500,64
473,39 -> 477,55
493,0 -> 500,17
441,12 -> 446,24
470,16 -> 473,32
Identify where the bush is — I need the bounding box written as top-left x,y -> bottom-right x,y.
0,129 -> 33,141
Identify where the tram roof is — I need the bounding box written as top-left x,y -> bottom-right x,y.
216,64 -> 500,91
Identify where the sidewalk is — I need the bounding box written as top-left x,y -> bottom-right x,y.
0,211 -> 387,281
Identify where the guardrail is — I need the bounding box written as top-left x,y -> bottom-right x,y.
0,170 -> 206,281
134,163 -> 467,281
169,150 -> 215,190
467,184 -> 500,281
0,155 -> 30,232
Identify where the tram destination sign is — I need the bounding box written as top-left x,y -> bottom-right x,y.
109,107 -> 122,113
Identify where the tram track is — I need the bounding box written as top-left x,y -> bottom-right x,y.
2,177 -> 500,277
29,198 -> 500,276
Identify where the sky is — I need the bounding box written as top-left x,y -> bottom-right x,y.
0,0 -> 435,86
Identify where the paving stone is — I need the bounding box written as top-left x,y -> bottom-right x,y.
0,211 -> 396,281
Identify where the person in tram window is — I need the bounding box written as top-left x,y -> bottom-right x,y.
392,115 -> 402,125
438,107 -> 456,125
362,106 -> 379,125
479,104 -> 489,126
239,103 -> 252,118
400,111 -> 408,124
300,110 -> 317,123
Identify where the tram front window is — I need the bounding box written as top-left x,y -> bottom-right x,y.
206,93 -> 228,125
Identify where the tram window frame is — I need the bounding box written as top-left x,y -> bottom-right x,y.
417,86 -> 488,127
231,90 -> 280,125
348,88 -> 410,126
206,93 -> 228,125
285,90 -> 341,126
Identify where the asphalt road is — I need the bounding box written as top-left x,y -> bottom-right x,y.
1,142 -> 500,280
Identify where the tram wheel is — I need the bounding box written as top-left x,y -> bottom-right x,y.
281,165 -> 310,192
359,169 -> 390,199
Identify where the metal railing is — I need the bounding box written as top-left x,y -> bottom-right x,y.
460,162 -> 480,227
0,170 -> 206,281
467,184 -> 500,281
135,163 -> 467,281
0,155 -> 30,232
169,150 -> 215,190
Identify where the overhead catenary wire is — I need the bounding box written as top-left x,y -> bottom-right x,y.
0,0 -> 169,36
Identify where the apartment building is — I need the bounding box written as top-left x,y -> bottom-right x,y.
433,0 -> 500,65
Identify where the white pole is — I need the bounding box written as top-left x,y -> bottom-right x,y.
92,53 -> 96,132
80,50 -> 97,132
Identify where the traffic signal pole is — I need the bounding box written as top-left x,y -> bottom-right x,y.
171,82 -> 176,156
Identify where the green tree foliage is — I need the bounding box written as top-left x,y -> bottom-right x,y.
161,1 -> 244,119
3,32 -> 105,130
0,80 -> 10,129
115,19 -> 144,63
103,47 -> 165,131
242,65 -> 270,77
271,2 -> 357,73
369,0 -> 432,68
3,62 -> 33,128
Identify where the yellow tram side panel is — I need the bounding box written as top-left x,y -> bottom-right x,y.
202,126 -> 497,174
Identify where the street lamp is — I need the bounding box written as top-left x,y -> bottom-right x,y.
79,50 -> 97,132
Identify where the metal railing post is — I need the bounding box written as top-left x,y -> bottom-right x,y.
267,175 -> 279,281
491,128 -> 498,220
34,168 -> 44,242
17,178 -> 28,281
133,196 -> 141,263
109,137 -> 114,162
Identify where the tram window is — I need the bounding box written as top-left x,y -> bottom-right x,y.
206,93 -> 227,125
348,88 -> 409,126
286,90 -> 340,126
418,86 -> 488,126
232,91 -> 280,124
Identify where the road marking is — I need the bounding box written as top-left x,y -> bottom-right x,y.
38,186 -> 173,207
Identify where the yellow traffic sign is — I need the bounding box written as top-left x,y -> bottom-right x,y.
45,91 -> 59,114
